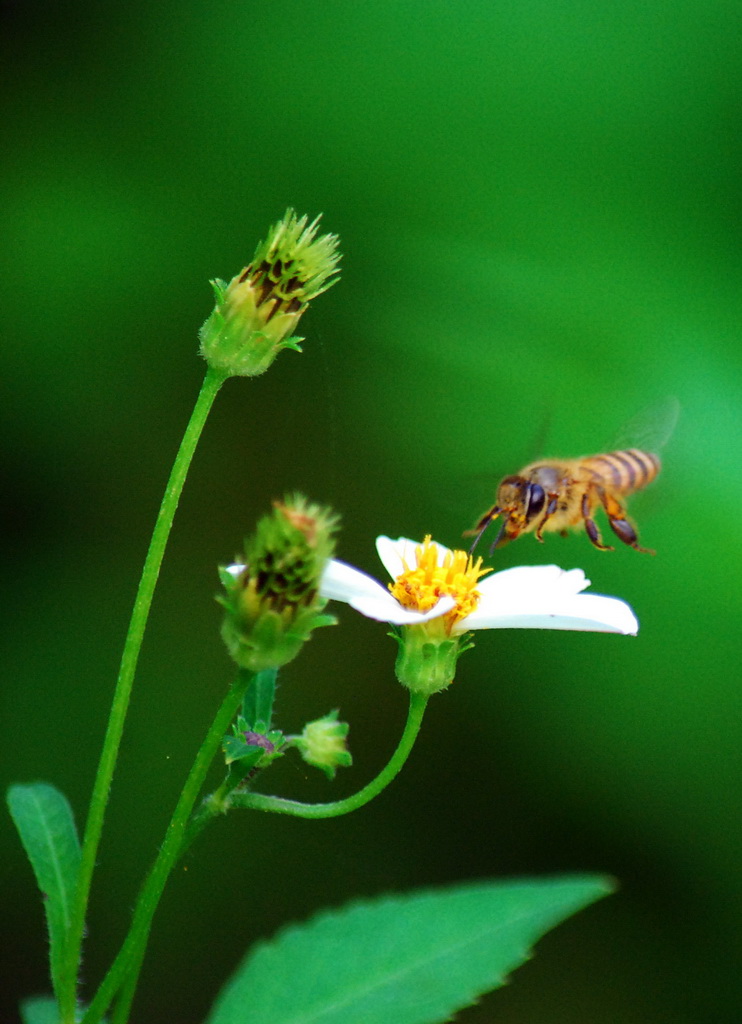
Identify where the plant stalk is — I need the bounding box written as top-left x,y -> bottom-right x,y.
60,365 -> 228,1022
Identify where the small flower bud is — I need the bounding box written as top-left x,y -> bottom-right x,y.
219,496 -> 338,671
295,711 -> 352,779
199,209 -> 341,377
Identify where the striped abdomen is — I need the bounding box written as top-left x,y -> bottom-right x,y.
583,448 -> 661,495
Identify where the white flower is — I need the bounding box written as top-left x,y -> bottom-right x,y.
319,535 -> 639,636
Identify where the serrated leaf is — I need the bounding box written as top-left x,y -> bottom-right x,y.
20,995 -> 60,1024
222,737 -> 265,770
205,875 -> 613,1024
241,667 -> 277,731
7,783 -> 81,995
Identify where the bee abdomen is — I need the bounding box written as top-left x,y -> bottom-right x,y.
584,449 -> 660,493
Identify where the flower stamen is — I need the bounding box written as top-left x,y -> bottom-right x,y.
388,536 -> 491,632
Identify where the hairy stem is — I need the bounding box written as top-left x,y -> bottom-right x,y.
60,366 -> 227,1023
82,669 -> 253,1024
231,691 -> 429,819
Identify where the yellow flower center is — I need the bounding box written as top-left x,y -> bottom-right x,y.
388,536 -> 491,632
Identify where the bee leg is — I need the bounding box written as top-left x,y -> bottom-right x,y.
582,491 -> 613,551
584,515 -> 613,550
488,520 -> 508,554
605,520 -> 655,552
598,490 -> 654,554
534,493 -> 559,543
607,516 -> 655,554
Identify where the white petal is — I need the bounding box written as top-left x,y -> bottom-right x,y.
375,535 -> 454,579
320,557 -> 456,624
225,563 -> 245,578
477,564 -> 590,602
374,536 -> 417,579
461,564 -> 638,634
348,591 -> 457,625
462,595 -> 638,633
320,559 -> 389,603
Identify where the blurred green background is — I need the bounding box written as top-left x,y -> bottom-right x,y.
3,1 -> 742,1021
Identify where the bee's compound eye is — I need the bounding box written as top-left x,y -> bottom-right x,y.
526,483 -> 546,520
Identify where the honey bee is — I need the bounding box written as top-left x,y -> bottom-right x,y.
465,401 -> 678,554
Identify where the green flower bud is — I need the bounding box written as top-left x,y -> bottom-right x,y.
295,710 -> 352,779
199,209 -> 341,377
219,496 -> 338,671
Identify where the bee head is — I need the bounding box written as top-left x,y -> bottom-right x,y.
495,476 -> 546,542
496,475 -> 527,509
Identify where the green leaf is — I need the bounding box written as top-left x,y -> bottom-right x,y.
241,667 -> 277,731
205,875 -> 613,1024
222,737 -> 266,769
20,995 -> 60,1024
7,783 -> 81,996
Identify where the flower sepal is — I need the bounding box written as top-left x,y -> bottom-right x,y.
199,280 -> 302,377
391,626 -> 474,696
220,602 -> 336,673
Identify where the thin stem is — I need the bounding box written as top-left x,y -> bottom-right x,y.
108,947 -> 145,1024
82,669 -> 253,1024
231,691 -> 429,819
180,780 -> 233,853
60,365 -> 228,1023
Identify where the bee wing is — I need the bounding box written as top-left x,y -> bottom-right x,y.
611,396 -> 680,454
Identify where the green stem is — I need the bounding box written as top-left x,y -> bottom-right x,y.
181,779 -> 234,852
231,691 -> 429,819
60,365 -> 228,1023
82,669 -> 253,1024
